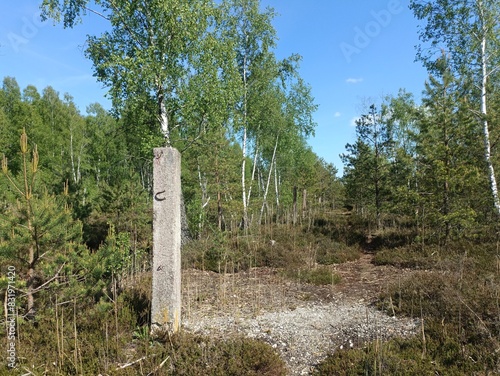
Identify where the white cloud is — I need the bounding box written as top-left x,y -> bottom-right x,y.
334,111 -> 341,118
346,77 -> 363,84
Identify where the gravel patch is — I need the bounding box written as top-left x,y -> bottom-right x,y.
181,260 -> 419,375
184,302 -> 417,375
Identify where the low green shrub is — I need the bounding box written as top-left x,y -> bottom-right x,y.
183,224 -> 361,277
316,241 -> 500,375
313,334 -> 488,375
316,239 -> 360,265
164,332 -> 287,376
4,289 -> 286,375
285,266 -> 341,286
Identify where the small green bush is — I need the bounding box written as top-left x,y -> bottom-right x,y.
317,240 -> 500,375
314,337 -> 453,375
316,239 -> 360,265
146,331 -> 287,376
285,266 -> 341,286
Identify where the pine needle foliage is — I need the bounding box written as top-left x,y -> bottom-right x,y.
0,129 -> 85,317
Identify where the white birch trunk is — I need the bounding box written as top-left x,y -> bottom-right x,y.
241,126 -> 248,227
246,143 -> 259,207
159,95 -> 170,144
274,157 -> 279,207
259,135 -> 278,223
77,141 -> 84,184
197,162 -> 210,236
480,32 -> 500,215
241,55 -> 249,228
70,132 -> 76,184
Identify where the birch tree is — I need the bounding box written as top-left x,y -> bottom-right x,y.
410,0 -> 500,216
41,0 -> 237,147
219,0 -> 278,228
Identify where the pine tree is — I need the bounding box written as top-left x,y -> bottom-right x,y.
0,129 -> 84,318
416,57 -> 485,245
342,105 -> 393,230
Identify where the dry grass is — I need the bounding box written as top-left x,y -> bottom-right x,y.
314,240 -> 500,375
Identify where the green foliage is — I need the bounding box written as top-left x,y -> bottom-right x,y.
97,223 -> 132,277
316,241 -> 500,375
363,241 -> 500,374
413,57 -> 486,245
160,332 -> 287,376
287,266 -> 341,286
314,334 -> 490,375
410,0 -> 500,218
5,285 -> 286,375
342,104 -> 393,230
40,0 -> 328,231
81,0 -> 238,146
0,129 -> 88,317
7,0 -> 500,373
183,223 -> 360,288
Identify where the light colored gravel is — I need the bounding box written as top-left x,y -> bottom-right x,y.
181,262 -> 419,375
184,301 -> 417,375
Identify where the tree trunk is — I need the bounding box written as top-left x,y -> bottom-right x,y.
274,158 -> 279,208
241,125 -> 248,228
443,108 -> 451,247
302,188 -> 307,218
480,31 -> 500,216
22,145 -> 35,318
240,51 -> 249,229
215,151 -> 223,231
197,162 -> 210,237
292,186 -> 298,225
246,143 -> 259,208
259,135 -> 278,223
70,132 -> 77,184
159,92 -> 170,144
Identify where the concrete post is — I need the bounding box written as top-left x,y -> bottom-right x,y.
151,147 -> 181,334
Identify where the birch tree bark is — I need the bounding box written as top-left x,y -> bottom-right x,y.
259,134 -> 279,223
478,4 -> 500,214
410,0 -> 500,217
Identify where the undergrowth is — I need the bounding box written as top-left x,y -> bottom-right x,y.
315,239 -> 500,374
0,290 -> 286,375
182,222 -> 360,286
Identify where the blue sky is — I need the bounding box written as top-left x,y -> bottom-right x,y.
1,1 -> 429,173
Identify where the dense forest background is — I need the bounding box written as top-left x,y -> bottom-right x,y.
2,0 -> 500,374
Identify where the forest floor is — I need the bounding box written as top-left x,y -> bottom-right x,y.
181,253 -> 420,375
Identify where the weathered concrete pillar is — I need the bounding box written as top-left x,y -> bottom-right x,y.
151,147 -> 181,334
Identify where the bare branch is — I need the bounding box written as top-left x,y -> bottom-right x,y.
30,262 -> 66,294
84,6 -> 109,21
116,355 -> 156,370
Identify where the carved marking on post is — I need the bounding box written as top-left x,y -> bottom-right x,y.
154,149 -> 164,163
154,190 -> 166,201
